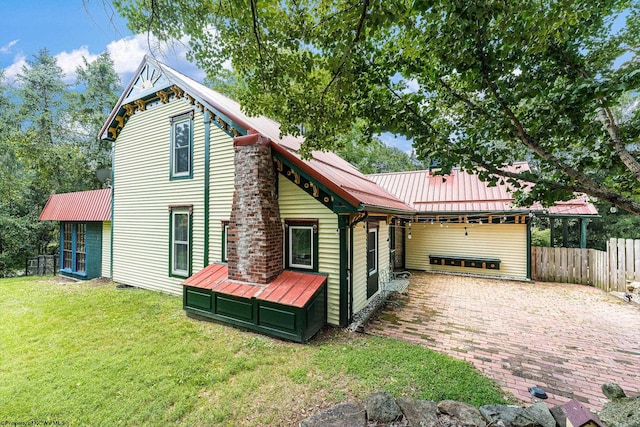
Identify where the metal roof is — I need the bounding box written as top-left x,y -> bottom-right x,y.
369,163 -> 598,215
101,56 -> 414,215
39,189 -> 112,222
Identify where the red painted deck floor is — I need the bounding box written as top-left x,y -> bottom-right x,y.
182,263 -> 326,308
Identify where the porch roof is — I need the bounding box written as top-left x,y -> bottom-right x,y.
182,263 -> 327,309
368,163 -> 598,216
39,188 -> 111,222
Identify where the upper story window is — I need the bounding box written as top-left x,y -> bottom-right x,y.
285,219 -> 319,272
170,111 -> 194,179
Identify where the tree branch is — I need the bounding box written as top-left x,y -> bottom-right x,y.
555,46 -> 640,182
438,77 -> 492,119
250,0 -> 265,65
471,158 -> 640,215
321,0 -> 369,101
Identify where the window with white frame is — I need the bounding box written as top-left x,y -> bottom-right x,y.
285,219 -> 318,271
170,207 -> 191,277
170,112 -> 193,179
222,221 -> 229,262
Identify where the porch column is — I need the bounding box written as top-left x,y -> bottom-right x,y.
580,218 -> 588,249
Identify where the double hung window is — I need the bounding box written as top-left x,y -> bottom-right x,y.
170,207 -> 192,277
170,112 -> 193,179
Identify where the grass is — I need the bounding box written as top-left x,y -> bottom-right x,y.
0,276 -> 508,426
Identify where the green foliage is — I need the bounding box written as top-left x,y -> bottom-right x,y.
336,121 -> 428,173
338,137 -> 423,174
0,50 -> 120,277
588,201 -> 640,249
0,278 -> 507,425
115,0 -> 640,214
70,52 -> 122,171
16,49 -> 67,145
531,227 -> 551,247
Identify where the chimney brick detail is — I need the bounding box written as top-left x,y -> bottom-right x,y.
227,133 -> 283,284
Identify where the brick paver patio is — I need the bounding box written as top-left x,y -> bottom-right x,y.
365,272 -> 640,410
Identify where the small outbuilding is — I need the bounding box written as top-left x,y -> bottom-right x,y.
39,189 -> 112,280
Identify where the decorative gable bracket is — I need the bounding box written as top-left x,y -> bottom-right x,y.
272,152 -> 357,213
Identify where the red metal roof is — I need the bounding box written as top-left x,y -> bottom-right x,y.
369,163 -> 598,215
102,56 -> 414,215
183,263 -> 327,308
39,189 -> 111,221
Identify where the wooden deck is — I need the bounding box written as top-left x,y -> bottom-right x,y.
182,263 -> 327,342
182,263 -> 326,308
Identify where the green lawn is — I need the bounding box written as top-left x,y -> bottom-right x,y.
0,277 -> 508,426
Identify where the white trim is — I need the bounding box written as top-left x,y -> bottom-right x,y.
288,225 -> 314,270
368,227 -> 378,276
172,210 -> 190,276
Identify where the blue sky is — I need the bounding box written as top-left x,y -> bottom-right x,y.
0,0 -> 203,86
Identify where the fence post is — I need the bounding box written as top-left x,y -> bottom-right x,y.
635,240 -> 640,281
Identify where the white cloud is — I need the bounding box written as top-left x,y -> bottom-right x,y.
403,78 -> 421,93
55,46 -> 98,84
0,39 -> 19,54
3,33 -> 205,88
106,33 -> 204,84
3,53 -> 26,84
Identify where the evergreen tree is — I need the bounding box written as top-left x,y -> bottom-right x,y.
16,48 -> 67,145
70,52 -> 122,172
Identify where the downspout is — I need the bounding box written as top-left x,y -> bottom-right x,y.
109,146 -> 115,279
203,111 -> 211,266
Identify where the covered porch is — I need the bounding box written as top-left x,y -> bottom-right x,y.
182,263 -> 327,342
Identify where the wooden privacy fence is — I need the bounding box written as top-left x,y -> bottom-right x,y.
531,238 -> 640,291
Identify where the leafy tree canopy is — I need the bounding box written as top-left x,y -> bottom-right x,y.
0,50 -> 120,276
115,0 -> 640,214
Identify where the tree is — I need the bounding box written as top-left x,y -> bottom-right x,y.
115,0 -> 640,214
335,121 -> 427,173
70,52 -> 122,171
16,49 -> 67,145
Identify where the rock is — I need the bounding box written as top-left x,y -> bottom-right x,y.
479,404 -> 524,426
599,392 -> 640,427
299,402 -> 366,427
396,397 -> 438,427
437,400 -> 486,427
511,402 -> 555,427
364,391 -> 403,423
602,382 -> 627,401
549,405 -> 566,427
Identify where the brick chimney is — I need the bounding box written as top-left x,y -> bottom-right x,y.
227,132 -> 283,284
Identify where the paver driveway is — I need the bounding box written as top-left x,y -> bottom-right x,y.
365,272 -> 640,410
